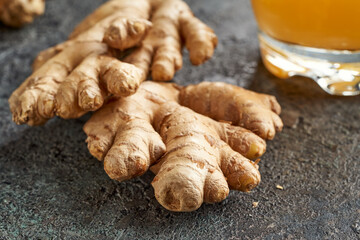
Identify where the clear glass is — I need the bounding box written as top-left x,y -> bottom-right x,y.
251,0 -> 360,96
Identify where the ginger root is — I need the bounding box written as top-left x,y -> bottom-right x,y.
0,0 -> 45,27
84,81 -> 283,212
9,0 -> 217,126
179,82 -> 283,140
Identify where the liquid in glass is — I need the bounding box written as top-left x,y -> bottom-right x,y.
252,0 -> 360,96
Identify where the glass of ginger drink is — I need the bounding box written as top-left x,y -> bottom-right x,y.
251,0 -> 360,96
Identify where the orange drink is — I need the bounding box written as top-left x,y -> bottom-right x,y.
252,0 -> 360,50
251,0 -> 360,96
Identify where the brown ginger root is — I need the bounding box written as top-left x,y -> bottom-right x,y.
151,103 -> 262,211
9,0 -> 217,126
84,81 -> 282,211
9,0 -> 152,125
179,82 -> 283,139
0,0 -> 45,27
120,0 -> 217,80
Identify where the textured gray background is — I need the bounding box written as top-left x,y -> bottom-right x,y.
1,0 -> 359,239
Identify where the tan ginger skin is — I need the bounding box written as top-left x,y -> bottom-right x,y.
0,0 -> 45,27
8,0 -> 217,126
6,0 -> 284,212
179,82 -> 283,140
84,81 -> 283,211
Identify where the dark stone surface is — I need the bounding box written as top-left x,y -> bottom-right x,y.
0,0 -> 359,239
